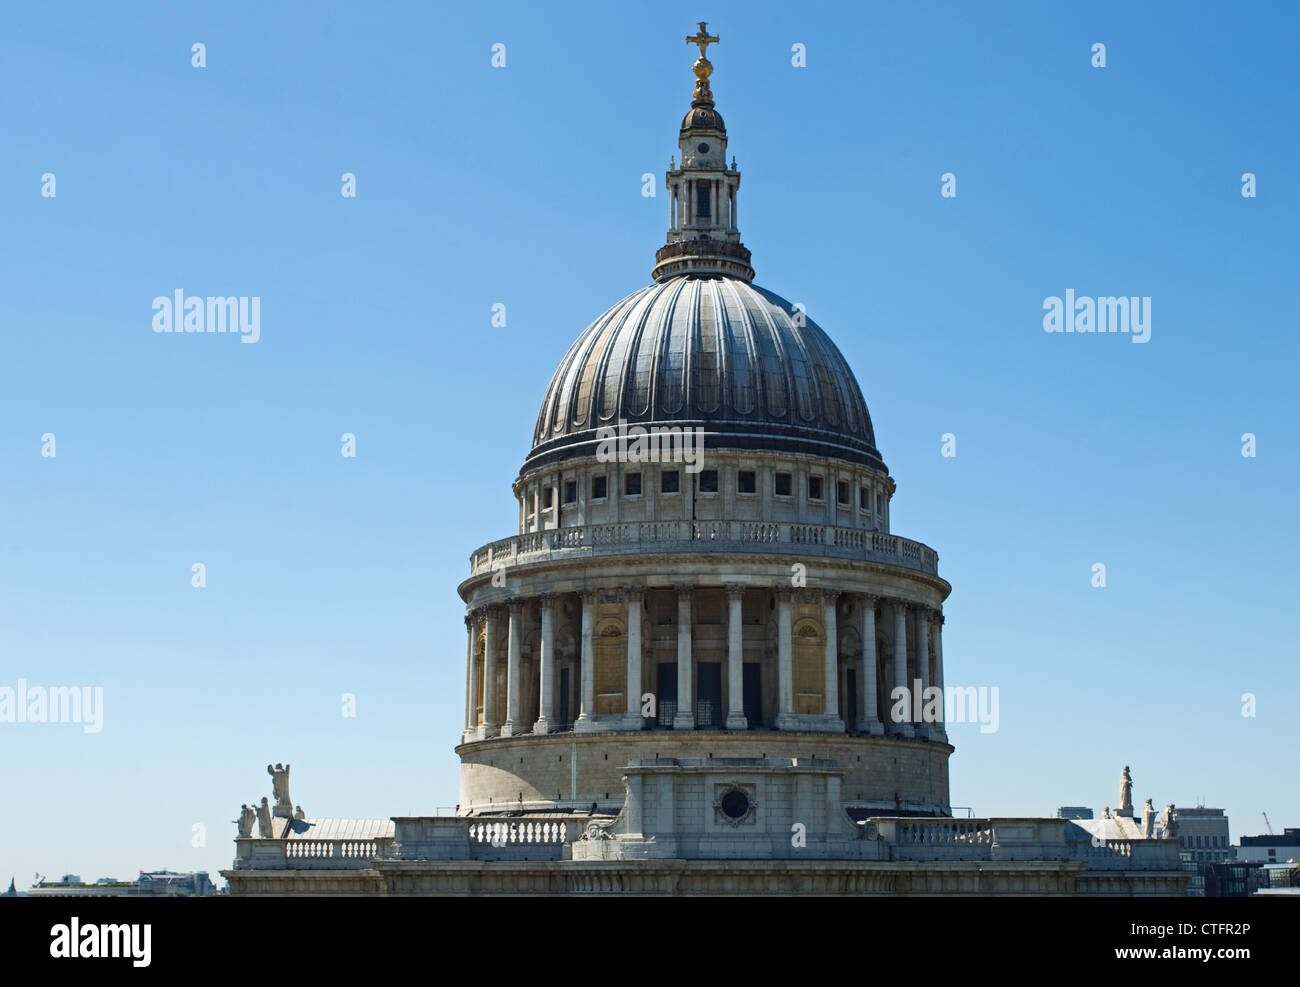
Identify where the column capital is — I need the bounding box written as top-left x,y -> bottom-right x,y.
621,583 -> 645,601
725,582 -> 746,602
505,597 -> 526,615
578,587 -> 598,604
858,592 -> 880,607
773,584 -> 794,601
536,591 -> 555,610
674,582 -> 694,601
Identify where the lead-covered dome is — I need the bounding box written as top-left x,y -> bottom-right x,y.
524,275 -> 885,474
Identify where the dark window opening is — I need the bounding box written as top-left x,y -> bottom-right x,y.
543,487 -> 553,509
625,472 -> 642,496
738,470 -> 756,494
592,476 -> 607,500
774,472 -> 792,497
563,481 -> 577,504
837,481 -> 849,505
809,476 -> 824,500
859,486 -> 869,510
696,184 -> 711,219
720,789 -> 749,819
699,469 -> 718,493
661,470 -> 680,494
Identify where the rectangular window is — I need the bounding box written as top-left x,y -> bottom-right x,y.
859,486 -> 868,510
625,472 -> 642,496
592,476 -> 607,500
738,470 -> 756,494
661,470 -> 680,494
837,480 -> 849,505
696,183 -> 711,219
774,472 -> 792,497
808,476 -> 824,501
543,487 -> 553,509
563,481 -> 577,504
527,492 -> 536,513
699,469 -> 718,493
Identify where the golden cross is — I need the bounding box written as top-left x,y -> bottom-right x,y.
686,22 -> 719,60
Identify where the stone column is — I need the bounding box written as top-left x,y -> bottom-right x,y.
462,613 -> 475,741
892,600 -> 912,738
774,587 -> 794,730
822,591 -> 844,732
481,606 -> 500,738
623,586 -> 644,729
859,595 -> 883,734
725,584 -> 747,730
575,589 -> 597,732
501,599 -> 524,736
533,594 -> 554,734
672,584 -> 695,730
917,609 -> 931,740
933,613 -> 946,739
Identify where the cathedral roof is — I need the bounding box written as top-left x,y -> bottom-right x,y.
525,276 -> 885,474
680,103 -> 725,132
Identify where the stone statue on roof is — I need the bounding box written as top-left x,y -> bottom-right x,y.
1118,766 -> 1133,816
255,797 -> 274,838
1141,798 -> 1155,838
1159,803 -> 1178,838
236,803 -> 255,838
268,763 -> 292,818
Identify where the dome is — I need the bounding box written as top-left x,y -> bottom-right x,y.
525,275 -> 886,474
680,104 -> 725,131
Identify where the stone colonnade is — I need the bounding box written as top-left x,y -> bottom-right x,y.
462,587 -> 946,743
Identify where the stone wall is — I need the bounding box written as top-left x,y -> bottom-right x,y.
457,731 -> 951,815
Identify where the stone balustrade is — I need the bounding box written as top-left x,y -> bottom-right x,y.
284,839 -> 388,862
467,521 -> 939,579
233,815 -> 1182,874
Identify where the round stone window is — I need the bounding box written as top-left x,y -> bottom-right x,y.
720,789 -> 750,820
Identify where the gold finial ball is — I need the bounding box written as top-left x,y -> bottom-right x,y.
693,58 -> 713,80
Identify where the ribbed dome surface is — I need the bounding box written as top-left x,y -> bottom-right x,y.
525,276 -> 885,473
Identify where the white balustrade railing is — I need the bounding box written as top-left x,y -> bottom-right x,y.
468,521 -> 939,577
467,818 -> 578,846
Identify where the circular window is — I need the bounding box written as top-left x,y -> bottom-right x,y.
697,142 -> 710,153
720,789 -> 749,820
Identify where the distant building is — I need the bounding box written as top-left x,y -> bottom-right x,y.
2,878 -> 22,897
26,870 -> 217,897
1237,827 -> 1300,864
1202,860 -> 1267,897
1255,862 -> 1300,896
1057,807 -> 1093,820
1173,807 -> 1231,863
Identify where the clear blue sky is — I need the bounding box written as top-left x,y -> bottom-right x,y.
2,0 -> 1296,887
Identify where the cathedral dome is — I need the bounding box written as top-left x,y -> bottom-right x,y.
525,275 -> 886,474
